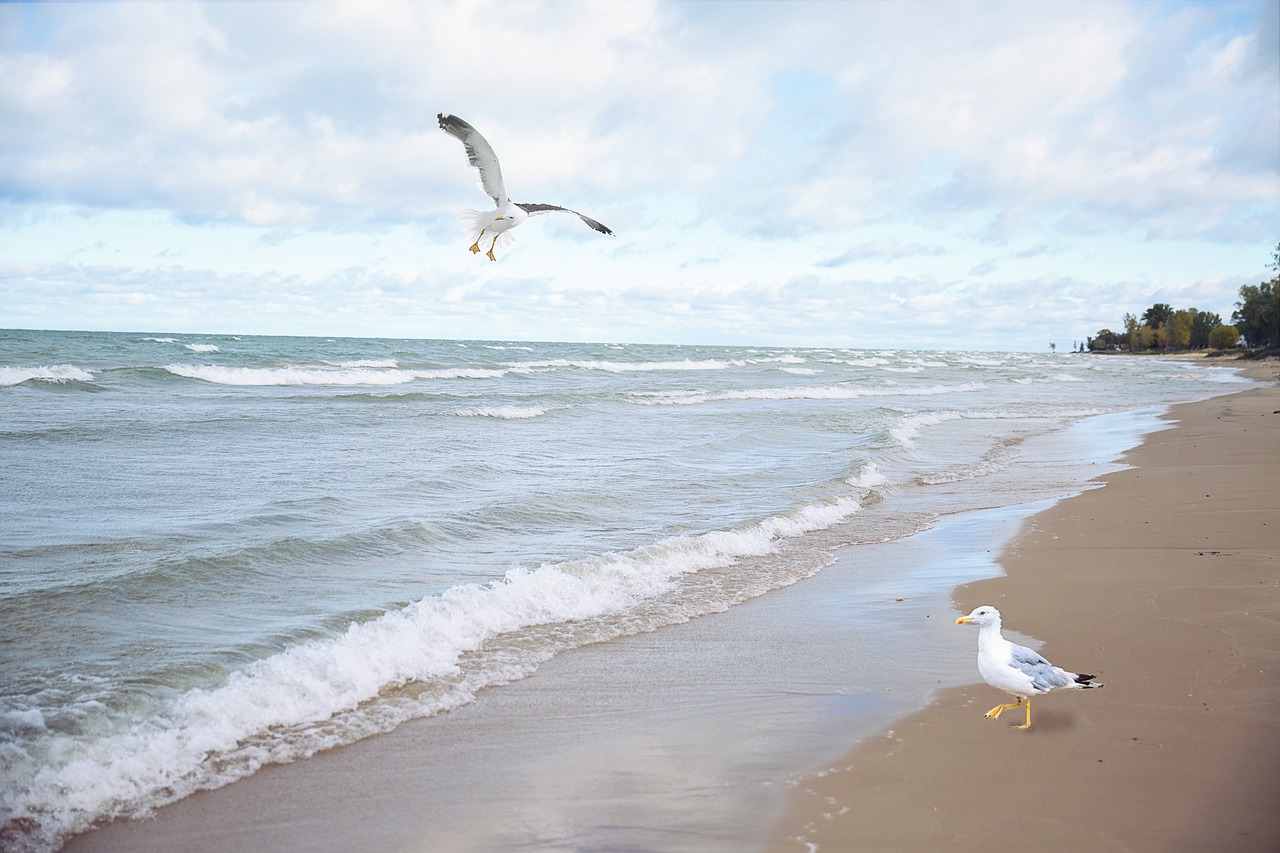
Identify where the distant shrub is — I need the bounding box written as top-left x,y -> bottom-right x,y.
1207,325 -> 1241,350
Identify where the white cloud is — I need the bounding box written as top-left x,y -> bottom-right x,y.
0,0 -> 1276,350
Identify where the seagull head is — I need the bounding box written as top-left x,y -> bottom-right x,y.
956,606 -> 1002,629
481,202 -> 527,232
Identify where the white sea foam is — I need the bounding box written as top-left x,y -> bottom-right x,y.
750,354 -> 806,365
889,410 -> 964,449
834,356 -> 890,367
0,364 -> 95,386
633,382 -> 987,406
0,495 -> 863,851
505,358 -> 744,373
164,365 -> 508,386
185,343 -> 220,353
327,359 -> 400,369
454,405 -> 551,419
142,337 -> 177,343
846,462 -> 891,491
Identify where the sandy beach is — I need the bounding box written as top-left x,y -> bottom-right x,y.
771,362 -> 1280,852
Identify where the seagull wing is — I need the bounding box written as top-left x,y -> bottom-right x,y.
516,203 -> 614,236
438,113 -> 507,207
1009,643 -> 1075,691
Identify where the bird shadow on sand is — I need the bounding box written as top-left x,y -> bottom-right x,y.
998,709 -> 1078,733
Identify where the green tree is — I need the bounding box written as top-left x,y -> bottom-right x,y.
1233,243 -> 1279,348
1208,325 -> 1241,349
1124,313 -> 1141,351
1167,310 -> 1196,349
1142,303 -> 1174,329
1190,310 -> 1221,349
1234,280 -> 1279,348
1228,245 -> 1280,348
1089,329 -> 1122,351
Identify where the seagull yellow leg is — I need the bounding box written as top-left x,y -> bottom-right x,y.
486,235 -> 499,261
469,229 -> 485,254
1014,698 -> 1032,730
985,697 -> 1023,719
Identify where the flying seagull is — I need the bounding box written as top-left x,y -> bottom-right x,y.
437,113 -> 613,261
956,606 -> 1102,730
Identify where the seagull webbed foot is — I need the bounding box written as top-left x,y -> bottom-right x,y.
486,250 -> 497,261
469,243 -> 481,254
984,698 -> 1023,720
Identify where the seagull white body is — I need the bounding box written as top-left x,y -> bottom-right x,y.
437,113 -> 612,260
956,605 -> 1101,729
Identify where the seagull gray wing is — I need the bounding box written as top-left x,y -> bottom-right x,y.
516,203 -> 614,236
1009,644 -> 1075,691
438,113 -> 507,206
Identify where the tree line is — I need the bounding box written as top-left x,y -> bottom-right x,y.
1084,242 -> 1280,353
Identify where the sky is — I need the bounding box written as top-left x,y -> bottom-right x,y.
1,0 -> 1277,351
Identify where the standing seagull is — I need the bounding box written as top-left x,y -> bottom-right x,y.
437,113 -> 613,261
956,606 -> 1102,730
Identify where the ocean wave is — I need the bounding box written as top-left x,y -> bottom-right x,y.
916,436 -> 1024,486
163,365 -> 508,386
331,392 -> 443,403
632,382 -> 988,406
453,405 -> 552,419
831,356 -> 891,367
1012,372 -> 1086,386
748,354 -> 806,365
956,356 -> 1009,367
888,410 -> 964,449
0,365 -> 95,386
1170,369 -> 1253,385
503,358 -> 744,373
0,496 -> 863,852
325,359 -> 400,369
185,344 -> 220,353
846,461 -> 890,491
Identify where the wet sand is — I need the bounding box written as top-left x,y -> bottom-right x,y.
770,364 -> 1280,852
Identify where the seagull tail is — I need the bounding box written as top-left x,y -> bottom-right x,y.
458,208 -> 486,242
457,209 -> 517,251
1073,673 -> 1103,688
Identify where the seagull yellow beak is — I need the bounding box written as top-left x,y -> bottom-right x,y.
956,616 -> 974,625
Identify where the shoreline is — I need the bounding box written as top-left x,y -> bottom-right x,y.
51,368 -> 1272,853
61,493 -> 1024,853
770,364 -> 1280,851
